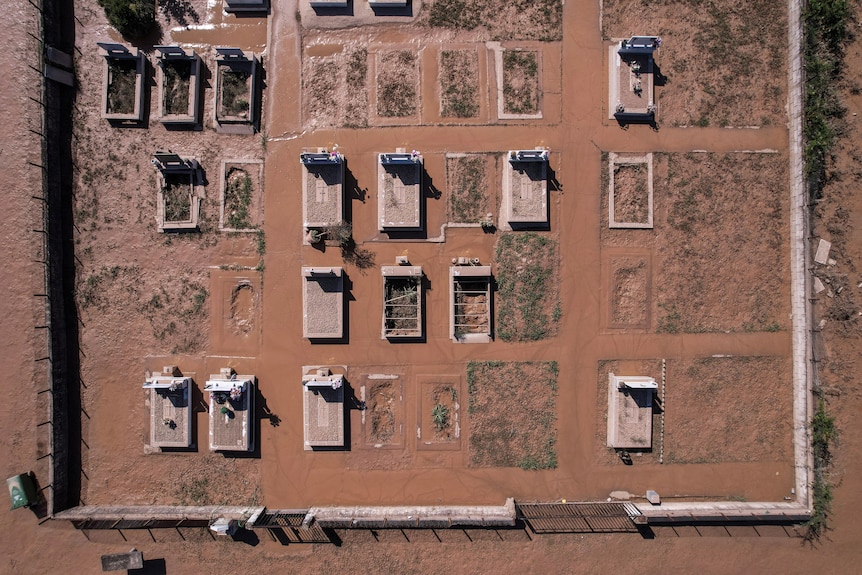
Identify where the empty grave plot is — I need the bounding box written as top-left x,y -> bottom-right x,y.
606,253 -> 650,330
230,282 -> 254,331
163,173 -> 192,222
450,266 -> 492,342
609,153 -> 652,228
602,0 -> 786,126
220,161 -> 263,231
417,378 -> 460,449
495,232 -> 560,342
500,49 -> 540,117
219,65 -> 251,119
302,47 -> 368,128
382,266 -> 423,339
156,47 -> 201,124
439,49 -> 479,118
467,361 -> 558,469
376,50 -> 419,118
653,153 -> 789,333
106,59 -> 137,115
663,356 -> 792,464
596,360 -> 662,465
99,45 -> 144,121
162,58 -> 191,115
157,170 -> 201,233
362,376 -> 404,448
446,154 -> 491,223
215,51 -> 259,128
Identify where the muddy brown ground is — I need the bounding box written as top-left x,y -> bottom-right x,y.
4,0 -> 862,572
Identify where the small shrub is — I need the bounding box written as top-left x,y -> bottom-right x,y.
98,0 -> 156,40
326,220 -> 353,247
432,403 -> 450,431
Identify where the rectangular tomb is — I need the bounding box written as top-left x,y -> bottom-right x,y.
302,367 -> 346,450
302,267 -> 344,340
215,47 -> 260,132
608,153 -> 654,229
503,150 -> 549,228
224,0 -> 268,12
378,152 -> 423,231
97,43 -> 145,123
606,373 -> 656,449
152,152 -> 202,232
382,265 -> 423,339
609,36 -> 659,120
450,265 -> 492,343
155,46 -> 202,126
143,371 -> 193,449
302,151 -> 344,229
205,369 -> 255,452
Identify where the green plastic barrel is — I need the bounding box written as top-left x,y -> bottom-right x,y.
7,473 -> 37,510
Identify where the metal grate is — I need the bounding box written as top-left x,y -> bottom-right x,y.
517,502 -> 642,534
254,511 -> 306,528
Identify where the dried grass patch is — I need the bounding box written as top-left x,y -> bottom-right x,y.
467,361 -> 558,469
502,50 -> 540,115
376,51 -> 419,118
446,155 -> 489,222
664,356 -> 791,464
440,50 -> 479,118
495,232 -> 560,341
303,47 -> 368,128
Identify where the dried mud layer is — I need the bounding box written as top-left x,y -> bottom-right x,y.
467,361 -> 558,469
609,256 -> 650,328
663,356 -> 792,464
70,8 -> 265,505
440,49 -> 480,118
613,164 -> 649,224
423,0 -> 563,42
367,380 -> 399,445
376,50 -> 419,118
495,232 -> 560,341
446,154 -> 491,222
595,359 -> 662,465
601,152 -> 789,333
302,46 -> 368,128
602,0 -> 787,126
423,384 -> 459,443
